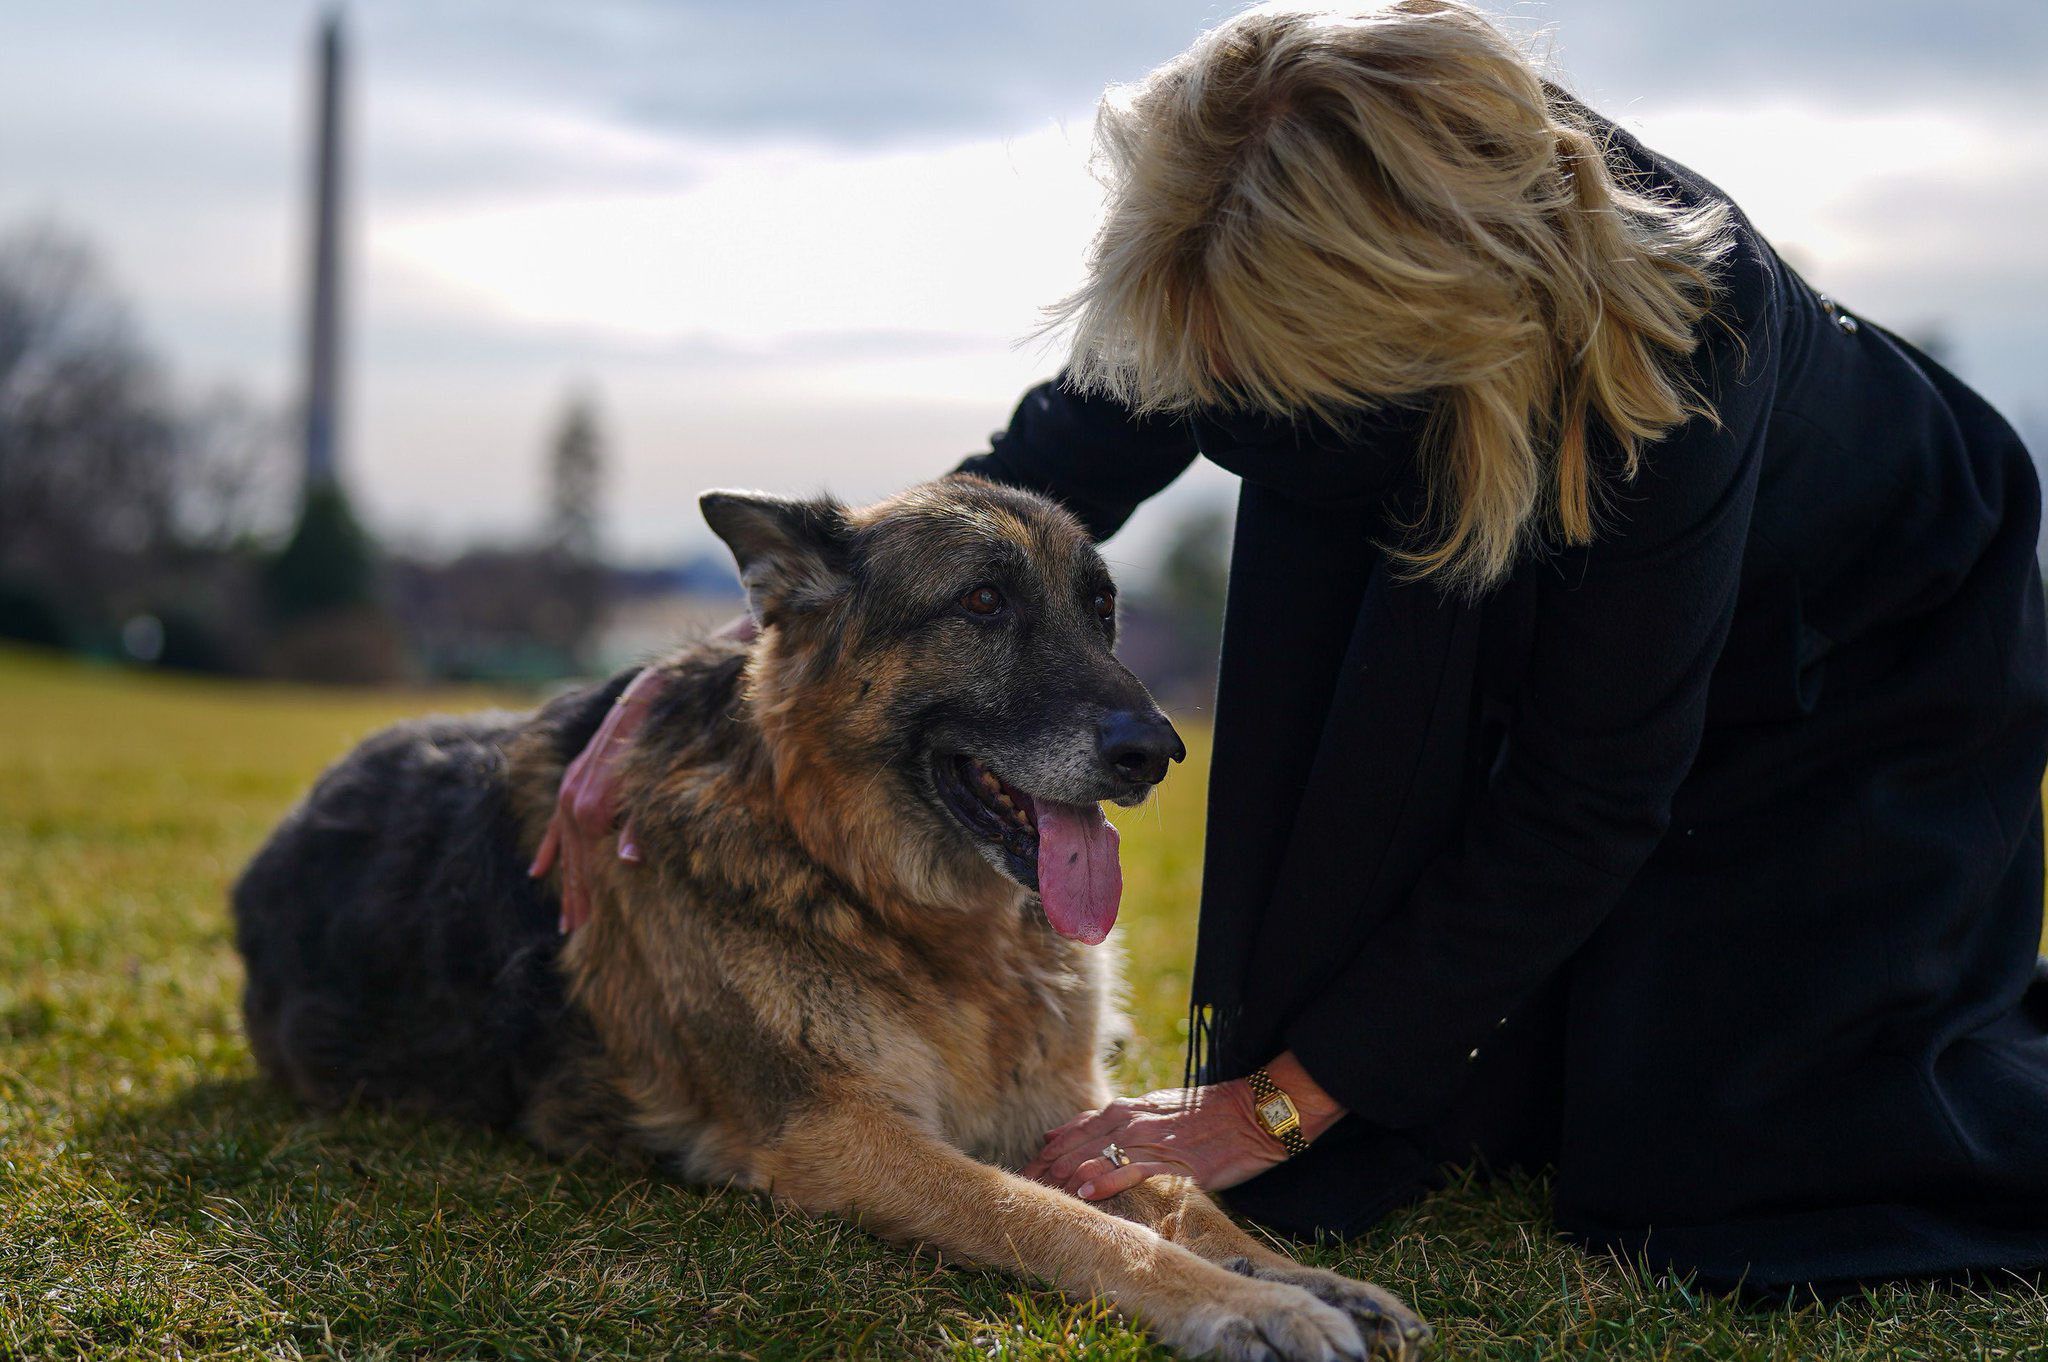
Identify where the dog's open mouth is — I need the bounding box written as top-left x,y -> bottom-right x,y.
934,754 -> 1122,944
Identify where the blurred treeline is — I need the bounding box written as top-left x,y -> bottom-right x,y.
0,218 -> 1228,700
0,224 -> 280,673
0,222 -> 650,686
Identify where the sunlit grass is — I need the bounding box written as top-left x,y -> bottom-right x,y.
2,643 -> 2043,1359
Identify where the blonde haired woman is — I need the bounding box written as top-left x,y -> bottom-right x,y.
544,1 -> 2048,1296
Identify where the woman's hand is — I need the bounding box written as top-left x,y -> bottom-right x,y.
1023,1081 -> 1286,1201
1024,1053 -> 1346,1202
528,666 -> 665,934
529,615 -> 757,933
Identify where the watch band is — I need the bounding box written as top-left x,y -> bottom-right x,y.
1247,1067 -> 1310,1157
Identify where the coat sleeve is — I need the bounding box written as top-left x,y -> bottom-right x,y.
1283,301 -> 1781,1129
954,376 -> 1200,541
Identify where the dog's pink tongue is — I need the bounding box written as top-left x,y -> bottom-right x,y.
1035,802 -> 1121,944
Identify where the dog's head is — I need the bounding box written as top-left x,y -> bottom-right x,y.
701,475 -> 1182,942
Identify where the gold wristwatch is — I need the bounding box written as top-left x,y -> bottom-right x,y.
1247,1067 -> 1310,1157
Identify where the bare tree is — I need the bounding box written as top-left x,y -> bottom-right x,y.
177,389 -> 290,552
0,220 -> 288,665
0,223 -> 179,615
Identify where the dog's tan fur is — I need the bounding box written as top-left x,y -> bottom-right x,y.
242,479 -> 1424,1360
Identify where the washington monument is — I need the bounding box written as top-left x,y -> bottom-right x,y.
301,9 -> 345,492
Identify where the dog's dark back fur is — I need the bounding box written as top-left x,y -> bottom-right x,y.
233,671 -> 635,1122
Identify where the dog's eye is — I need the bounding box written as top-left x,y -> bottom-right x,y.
1092,590 -> 1116,623
960,585 -> 1005,617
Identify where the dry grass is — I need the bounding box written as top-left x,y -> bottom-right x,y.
2,643 -> 2044,1359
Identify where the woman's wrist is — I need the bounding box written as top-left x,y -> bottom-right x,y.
1261,1050 -> 1347,1143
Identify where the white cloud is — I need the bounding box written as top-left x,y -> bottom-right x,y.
367,122 -> 1104,353
1619,101 -> 2011,283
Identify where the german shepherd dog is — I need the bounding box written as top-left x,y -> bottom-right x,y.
233,476 -> 1427,1360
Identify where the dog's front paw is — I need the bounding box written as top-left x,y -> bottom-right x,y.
1173,1278 -> 1366,1362
1221,1259 -> 1430,1361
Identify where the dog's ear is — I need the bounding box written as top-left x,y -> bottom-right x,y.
700,490 -> 852,626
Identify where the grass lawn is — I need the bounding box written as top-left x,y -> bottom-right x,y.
2,641 -> 2044,1360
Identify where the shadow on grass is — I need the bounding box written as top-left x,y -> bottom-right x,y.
65,1075 -> 1073,1360
49,1079 -> 2048,1361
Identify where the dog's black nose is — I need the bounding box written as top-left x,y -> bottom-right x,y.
1096,710 -> 1186,785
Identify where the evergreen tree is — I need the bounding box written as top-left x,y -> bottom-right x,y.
539,391 -> 607,666
546,393 -> 603,565
1157,505 -> 1231,655
264,482 -> 375,623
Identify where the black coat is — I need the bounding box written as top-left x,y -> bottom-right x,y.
959,118 -> 2048,1294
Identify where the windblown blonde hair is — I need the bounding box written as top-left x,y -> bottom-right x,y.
1050,0 -> 1734,593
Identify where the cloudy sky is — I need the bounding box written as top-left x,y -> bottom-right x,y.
2,0 -> 2043,570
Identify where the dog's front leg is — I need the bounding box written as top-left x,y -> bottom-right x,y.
759,1103 -> 1367,1362
1101,1176 -> 1430,1361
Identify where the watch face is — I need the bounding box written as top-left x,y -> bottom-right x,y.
1257,1095 -> 1293,1129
